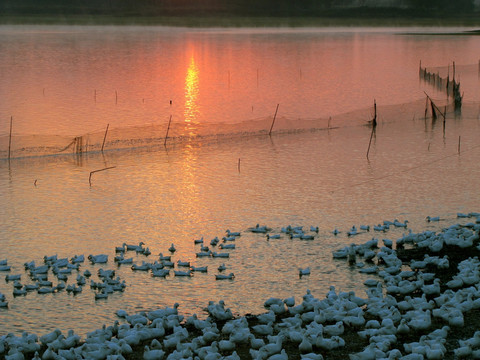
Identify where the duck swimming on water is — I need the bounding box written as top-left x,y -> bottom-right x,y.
299,267 -> 311,277
215,273 -> 234,280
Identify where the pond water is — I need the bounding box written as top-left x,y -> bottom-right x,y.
1,25 -> 480,337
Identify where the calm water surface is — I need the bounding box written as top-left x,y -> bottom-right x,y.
1,26 -> 480,337
1,25 -> 479,137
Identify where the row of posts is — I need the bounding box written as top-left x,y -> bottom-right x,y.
419,61 -> 462,111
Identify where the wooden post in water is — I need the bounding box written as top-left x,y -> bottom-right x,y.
458,136 -> 461,154
443,115 -> 446,136
425,96 -> 429,119
238,158 -> 241,172
366,100 -> 377,160
453,61 -> 456,84
424,92 -> 446,121
101,123 -> 109,153
8,116 -> 13,160
269,104 -> 280,136
366,126 -> 375,160
74,136 -> 83,154
443,106 -> 447,135
164,115 -> 172,147
94,89 -> 97,103
430,101 -> 437,120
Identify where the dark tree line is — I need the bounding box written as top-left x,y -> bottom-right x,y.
406,0 -> 474,14
0,0 -> 476,17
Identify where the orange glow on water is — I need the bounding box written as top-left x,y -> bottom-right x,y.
184,56 -> 200,136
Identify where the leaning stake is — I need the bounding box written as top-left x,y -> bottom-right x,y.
89,166 -> 116,186
366,126 -> 375,160
8,116 -> 12,160
164,115 -> 172,147
269,104 -> 279,136
101,123 -> 109,153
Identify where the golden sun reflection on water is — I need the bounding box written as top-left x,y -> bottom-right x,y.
176,56 -> 201,232
184,56 -> 200,137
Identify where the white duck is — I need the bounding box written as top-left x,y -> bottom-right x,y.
174,270 -> 192,277
299,267 -> 311,277
143,345 -> 165,360
252,322 -> 274,336
215,273 -> 234,280
217,264 -> 227,271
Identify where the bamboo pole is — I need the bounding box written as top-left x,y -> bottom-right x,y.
101,124 -> 109,152
79,136 -> 83,153
430,101 -> 437,120
269,104 -> 279,136
453,61 -> 456,83
366,126 -> 375,160
424,92 -> 446,120
8,116 -> 13,160
89,166 -> 116,186
366,100 -> 377,158
164,115 -> 172,147
371,99 -> 377,128
425,96 -> 428,118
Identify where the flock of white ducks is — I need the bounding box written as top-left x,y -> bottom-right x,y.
0,229 -> 246,305
2,212 -> 480,359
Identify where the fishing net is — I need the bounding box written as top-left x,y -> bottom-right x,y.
1,62 -> 478,160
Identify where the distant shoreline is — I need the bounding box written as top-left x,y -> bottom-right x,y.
1,15 -> 480,28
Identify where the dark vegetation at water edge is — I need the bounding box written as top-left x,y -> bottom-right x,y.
1,0 -> 480,26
